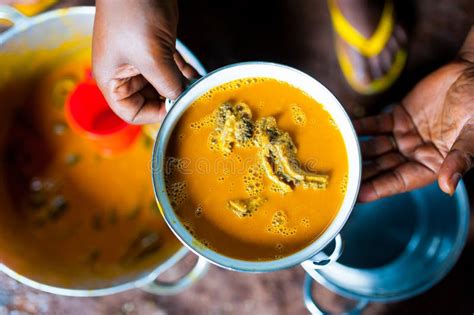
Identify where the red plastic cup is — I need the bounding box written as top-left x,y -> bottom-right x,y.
65,78 -> 141,156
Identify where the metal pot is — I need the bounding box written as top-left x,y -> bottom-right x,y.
152,62 -> 362,272
303,182 -> 470,314
0,6 -> 208,297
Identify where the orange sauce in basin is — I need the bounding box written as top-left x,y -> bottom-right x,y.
166,78 -> 348,261
0,50 -> 179,288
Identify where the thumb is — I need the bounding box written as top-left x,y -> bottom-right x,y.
438,120 -> 474,195
140,52 -> 186,101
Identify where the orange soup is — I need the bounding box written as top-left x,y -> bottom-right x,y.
165,78 -> 348,261
0,50 -> 180,288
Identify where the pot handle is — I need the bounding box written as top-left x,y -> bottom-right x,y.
140,253 -> 209,295
0,6 -> 29,26
164,78 -> 199,112
303,275 -> 368,315
301,234 -> 343,270
164,98 -> 174,112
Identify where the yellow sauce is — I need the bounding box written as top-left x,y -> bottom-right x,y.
0,50 -> 180,288
166,78 -> 348,261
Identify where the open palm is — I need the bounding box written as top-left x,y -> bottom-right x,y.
355,60 -> 474,202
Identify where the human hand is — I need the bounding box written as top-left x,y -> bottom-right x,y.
92,0 -> 198,124
355,27 -> 474,202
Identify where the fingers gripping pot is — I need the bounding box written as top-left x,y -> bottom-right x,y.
153,62 -> 362,272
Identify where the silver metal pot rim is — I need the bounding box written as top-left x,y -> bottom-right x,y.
304,180 -> 470,305
152,61 -> 362,272
0,246 -> 190,297
0,6 -> 94,44
0,5 -> 208,297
